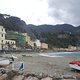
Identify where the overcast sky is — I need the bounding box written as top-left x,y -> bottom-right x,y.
0,0 -> 80,26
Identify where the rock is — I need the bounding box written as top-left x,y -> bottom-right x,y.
25,73 -> 36,77
41,77 -> 52,80
24,76 -> 39,80
6,70 -> 18,80
61,79 -> 75,80
0,74 -> 7,80
49,75 -> 54,78
61,74 -> 75,79
12,75 -> 24,80
37,73 -> 48,79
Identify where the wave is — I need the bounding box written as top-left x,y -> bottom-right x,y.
39,53 -> 63,57
39,51 -> 80,57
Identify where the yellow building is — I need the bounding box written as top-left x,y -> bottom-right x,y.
23,33 -> 30,44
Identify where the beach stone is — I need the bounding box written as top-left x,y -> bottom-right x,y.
41,77 -> 52,80
24,76 -> 39,80
75,73 -> 80,79
6,70 -> 19,80
61,79 -> 75,80
0,74 -> 7,80
12,75 -> 24,80
25,73 -> 36,77
37,73 -> 48,79
61,74 -> 75,79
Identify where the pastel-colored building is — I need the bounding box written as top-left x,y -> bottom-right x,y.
5,40 -> 16,50
23,33 -> 31,44
6,31 -> 26,47
17,33 -> 26,47
34,39 -> 41,48
41,43 -> 48,49
30,39 -> 41,49
0,25 -> 6,50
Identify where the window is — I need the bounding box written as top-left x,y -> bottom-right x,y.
2,40 -> 3,42
6,41 -> 7,44
2,34 -> 3,37
2,45 -> 3,50
2,29 -> 3,31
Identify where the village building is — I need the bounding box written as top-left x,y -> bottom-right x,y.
30,39 -> 41,49
5,31 -> 26,48
0,25 -> 17,50
41,43 -> 48,49
0,25 -> 6,50
34,39 -> 41,49
5,40 -> 16,50
0,25 -> 48,50
22,33 -> 31,45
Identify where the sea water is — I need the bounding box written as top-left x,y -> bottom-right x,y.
39,52 -> 80,57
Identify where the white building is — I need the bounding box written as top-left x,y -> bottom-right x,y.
34,39 -> 41,48
5,40 -> 16,50
0,25 -> 16,50
30,39 -> 41,49
0,25 -> 6,50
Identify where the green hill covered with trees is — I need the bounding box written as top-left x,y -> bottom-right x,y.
0,13 -> 80,48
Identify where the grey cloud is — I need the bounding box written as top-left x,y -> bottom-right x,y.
48,0 -> 80,26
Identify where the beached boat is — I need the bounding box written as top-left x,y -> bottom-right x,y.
69,61 -> 80,70
0,58 -> 10,67
0,56 -> 15,67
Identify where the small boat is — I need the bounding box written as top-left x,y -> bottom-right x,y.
0,58 -> 10,67
69,61 -> 80,70
0,56 -> 15,67
0,55 -> 17,67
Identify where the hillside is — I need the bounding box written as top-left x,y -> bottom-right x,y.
0,13 -> 80,36
0,13 -> 36,39
27,24 -> 76,33
0,13 -> 80,48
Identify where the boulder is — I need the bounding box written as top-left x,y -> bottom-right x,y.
41,77 -> 52,80
12,75 -> 24,80
37,73 -> 48,79
6,70 -> 18,80
0,74 -> 7,80
24,76 -> 39,80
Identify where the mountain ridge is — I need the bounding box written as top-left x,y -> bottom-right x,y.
0,13 -> 80,38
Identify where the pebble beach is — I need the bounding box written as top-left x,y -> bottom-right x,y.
1,52 -> 80,75
0,52 -> 80,80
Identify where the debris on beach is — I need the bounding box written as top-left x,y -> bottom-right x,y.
22,54 -> 32,57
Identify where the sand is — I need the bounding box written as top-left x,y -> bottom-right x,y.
1,52 -> 80,76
